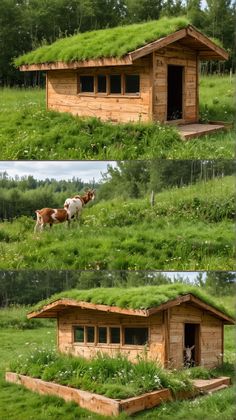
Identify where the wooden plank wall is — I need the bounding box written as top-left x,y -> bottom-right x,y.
153,42 -> 198,123
47,57 -> 151,123
169,303 -> 223,369
58,308 -> 164,364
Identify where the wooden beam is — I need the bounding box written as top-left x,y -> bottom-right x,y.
163,309 -> 170,367
189,295 -> 235,325
147,295 -> 191,316
19,56 -> 133,72
130,28 -> 187,61
186,26 -> 228,60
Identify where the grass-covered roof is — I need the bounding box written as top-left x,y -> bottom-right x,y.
30,284 -> 234,319
15,16 -> 189,66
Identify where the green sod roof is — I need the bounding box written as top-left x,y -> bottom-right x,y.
15,16 -> 189,66
31,284 -> 234,319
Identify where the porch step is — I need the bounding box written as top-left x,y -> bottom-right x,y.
178,123 -> 225,140
193,377 -> 231,394
205,384 -> 228,394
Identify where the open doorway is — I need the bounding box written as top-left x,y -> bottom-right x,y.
184,323 -> 200,367
167,65 -> 183,121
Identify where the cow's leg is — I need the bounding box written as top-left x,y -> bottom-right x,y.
40,223 -> 45,232
34,222 -> 40,233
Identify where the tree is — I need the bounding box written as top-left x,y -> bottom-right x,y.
186,0 -> 206,29
205,271 -> 235,295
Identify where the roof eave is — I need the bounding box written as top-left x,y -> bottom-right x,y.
19,56 -> 133,72
186,26 -> 228,60
27,298 -> 148,319
27,294 -> 235,325
147,294 -> 235,324
130,24 -> 228,61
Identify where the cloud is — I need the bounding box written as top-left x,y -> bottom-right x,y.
0,161 -> 117,183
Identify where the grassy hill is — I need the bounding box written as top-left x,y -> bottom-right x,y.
0,297 -> 235,420
0,75 -> 234,159
0,176 -> 234,270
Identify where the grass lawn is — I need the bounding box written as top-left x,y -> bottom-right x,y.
0,176 -> 234,270
0,303 -> 235,420
0,75 -> 234,159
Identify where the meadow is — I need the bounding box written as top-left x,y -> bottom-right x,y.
0,297 -> 235,420
0,75 -> 234,160
0,176 -> 234,270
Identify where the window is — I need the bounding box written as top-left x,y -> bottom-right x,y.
74,326 -> 84,343
110,327 -> 120,344
78,74 -> 140,96
110,75 -> 121,94
97,75 -> 107,93
124,327 -> 148,345
98,327 -> 107,343
125,75 -> 140,94
80,76 -> 94,93
86,326 -> 95,343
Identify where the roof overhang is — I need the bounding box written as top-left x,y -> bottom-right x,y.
19,25 -> 228,72
28,294 -> 235,324
129,25 -> 228,61
19,56 -> 133,72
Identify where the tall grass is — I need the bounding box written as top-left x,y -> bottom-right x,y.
9,348 -> 194,399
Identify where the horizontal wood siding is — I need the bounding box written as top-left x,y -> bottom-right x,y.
47,58 -> 151,122
153,43 -> 198,123
58,308 -> 164,364
169,303 -> 223,369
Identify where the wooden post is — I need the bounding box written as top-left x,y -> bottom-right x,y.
163,309 -> 170,368
221,322 -> 224,365
196,53 -> 199,122
46,71 -> 48,110
150,191 -> 155,207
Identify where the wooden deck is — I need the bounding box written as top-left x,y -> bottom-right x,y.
178,123 -> 226,140
193,376 -> 231,394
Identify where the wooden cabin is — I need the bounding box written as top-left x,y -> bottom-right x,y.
28,290 -> 234,369
17,19 -> 228,124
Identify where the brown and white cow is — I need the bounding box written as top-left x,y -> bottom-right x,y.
64,189 -> 95,221
34,208 -> 70,232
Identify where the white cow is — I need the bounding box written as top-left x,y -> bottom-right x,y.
64,189 -> 95,221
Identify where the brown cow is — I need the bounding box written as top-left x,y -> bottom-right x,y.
34,208 -> 70,232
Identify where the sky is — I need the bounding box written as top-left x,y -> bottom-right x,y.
165,271 -> 206,282
0,161 -> 117,183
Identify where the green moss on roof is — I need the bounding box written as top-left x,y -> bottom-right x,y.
31,284 -> 234,319
15,16 -> 189,66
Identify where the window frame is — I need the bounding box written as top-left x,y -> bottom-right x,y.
124,74 -> 140,95
72,324 -> 148,348
73,325 -> 96,346
123,325 -> 149,347
79,75 -> 95,94
77,73 -> 140,97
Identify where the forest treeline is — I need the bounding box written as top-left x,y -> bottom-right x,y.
0,270 -> 234,307
0,160 -> 234,220
0,0 -> 235,86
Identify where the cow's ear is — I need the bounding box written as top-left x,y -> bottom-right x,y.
190,345 -> 195,350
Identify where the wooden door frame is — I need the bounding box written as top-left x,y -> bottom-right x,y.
166,63 -> 185,123
183,322 -> 201,366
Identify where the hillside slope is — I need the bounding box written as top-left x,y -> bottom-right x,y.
0,176 -> 233,270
